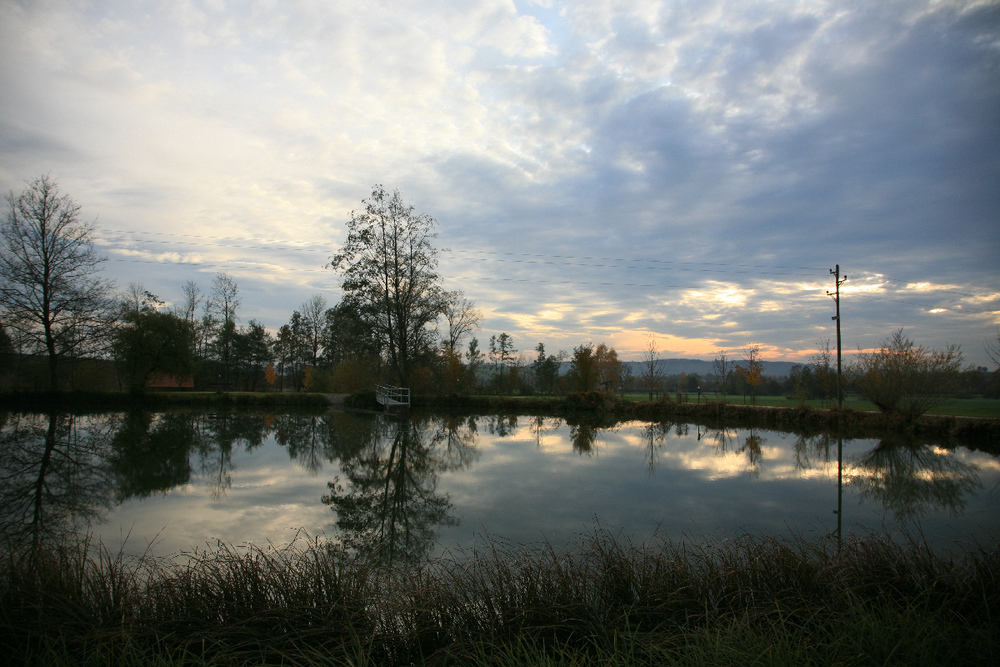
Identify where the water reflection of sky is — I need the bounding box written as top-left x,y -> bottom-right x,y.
437,421 -> 999,557
3,412 -> 997,560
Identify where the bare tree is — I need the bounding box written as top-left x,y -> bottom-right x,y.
851,329 -> 963,420
206,272 -> 240,327
711,350 -> 736,402
299,293 -> 328,367
0,176 -> 115,390
641,335 -> 662,400
443,292 -> 482,352
206,272 -> 240,384
180,280 -> 201,324
329,186 -> 447,386
986,327 -> 1000,369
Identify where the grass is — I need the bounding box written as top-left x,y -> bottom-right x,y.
618,393 -> 1000,417
2,530 -> 997,666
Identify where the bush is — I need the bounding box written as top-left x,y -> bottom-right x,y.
565,391 -> 613,411
344,390 -> 380,411
850,329 -> 964,420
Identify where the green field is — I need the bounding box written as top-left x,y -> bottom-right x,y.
619,393 -> 1000,418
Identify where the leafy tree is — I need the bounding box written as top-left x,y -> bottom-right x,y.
488,333 -> 517,395
594,343 -> 622,394
329,186 -> 447,387
567,343 -> 598,393
736,343 -> 764,406
320,299 -> 381,370
112,287 -> 194,392
232,320 -> 272,391
273,324 -> 298,391
851,329 -> 964,420
0,175 -> 115,389
465,337 -> 484,392
532,343 -> 561,395
441,346 -> 465,392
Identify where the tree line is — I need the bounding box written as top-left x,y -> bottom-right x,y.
2,176 -> 997,418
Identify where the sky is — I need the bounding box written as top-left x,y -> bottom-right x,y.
1,0 -> 998,367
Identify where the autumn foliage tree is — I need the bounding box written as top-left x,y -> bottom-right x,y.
736,343 -> 764,406
594,343 -> 623,394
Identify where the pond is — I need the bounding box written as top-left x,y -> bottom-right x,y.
2,409 -> 997,562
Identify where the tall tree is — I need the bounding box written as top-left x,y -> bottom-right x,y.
0,176 -> 115,390
736,343 -> 764,406
298,293 -> 327,368
206,272 -> 240,385
112,286 -> 194,393
465,337 -> 484,392
329,186 -> 447,387
531,343 -> 561,395
179,280 -> 201,325
568,343 -> 598,393
321,299 -> 381,369
641,335 -> 663,400
489,333 -> 516,395
442,292 -> 482,352
711,350 -> 736,402
593,343 -> 622,394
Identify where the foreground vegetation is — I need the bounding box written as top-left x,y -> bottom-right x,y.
1,530 -> 996,666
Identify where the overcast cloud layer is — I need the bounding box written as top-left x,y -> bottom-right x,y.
2,0 -> 998,365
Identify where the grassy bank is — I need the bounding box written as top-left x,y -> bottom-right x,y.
0,390 -> 333,412
417,393 -> 1000,449
1,531 -> 996,666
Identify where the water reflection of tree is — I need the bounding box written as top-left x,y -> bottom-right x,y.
0,412 -> 115,548
793,433 -> 834,471
847,436 -> 981,520
109,412 -> 195,501
641,422 -> 673,475
485,414 -> 518,437
706,427 -> 765,476
428,414 -> 480,470
736,430 -> 765,478
564,416 -> 617,455
322,415 -> 473,565
191,413 -> 271,497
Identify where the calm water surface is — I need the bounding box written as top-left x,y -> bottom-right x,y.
2,410 -> 997,561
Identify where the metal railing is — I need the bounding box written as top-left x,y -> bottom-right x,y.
375,384 -> 410,408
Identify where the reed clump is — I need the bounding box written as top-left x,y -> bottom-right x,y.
1,530 -> 996,666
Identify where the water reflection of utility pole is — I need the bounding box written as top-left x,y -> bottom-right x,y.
828,265 -> 847,408
834,437 -> 843,549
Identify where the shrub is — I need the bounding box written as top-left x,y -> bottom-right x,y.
850,329 -> 964,420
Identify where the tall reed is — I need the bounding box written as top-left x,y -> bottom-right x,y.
2,529 -> 996,665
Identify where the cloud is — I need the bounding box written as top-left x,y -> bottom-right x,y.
1,0 -> 997,364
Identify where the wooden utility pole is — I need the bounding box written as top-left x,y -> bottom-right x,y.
828,265 -> 847,408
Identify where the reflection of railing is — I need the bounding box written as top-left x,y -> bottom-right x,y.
375,385 -> 410,412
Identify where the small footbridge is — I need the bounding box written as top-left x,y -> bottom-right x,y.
375,384 -> 410,414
